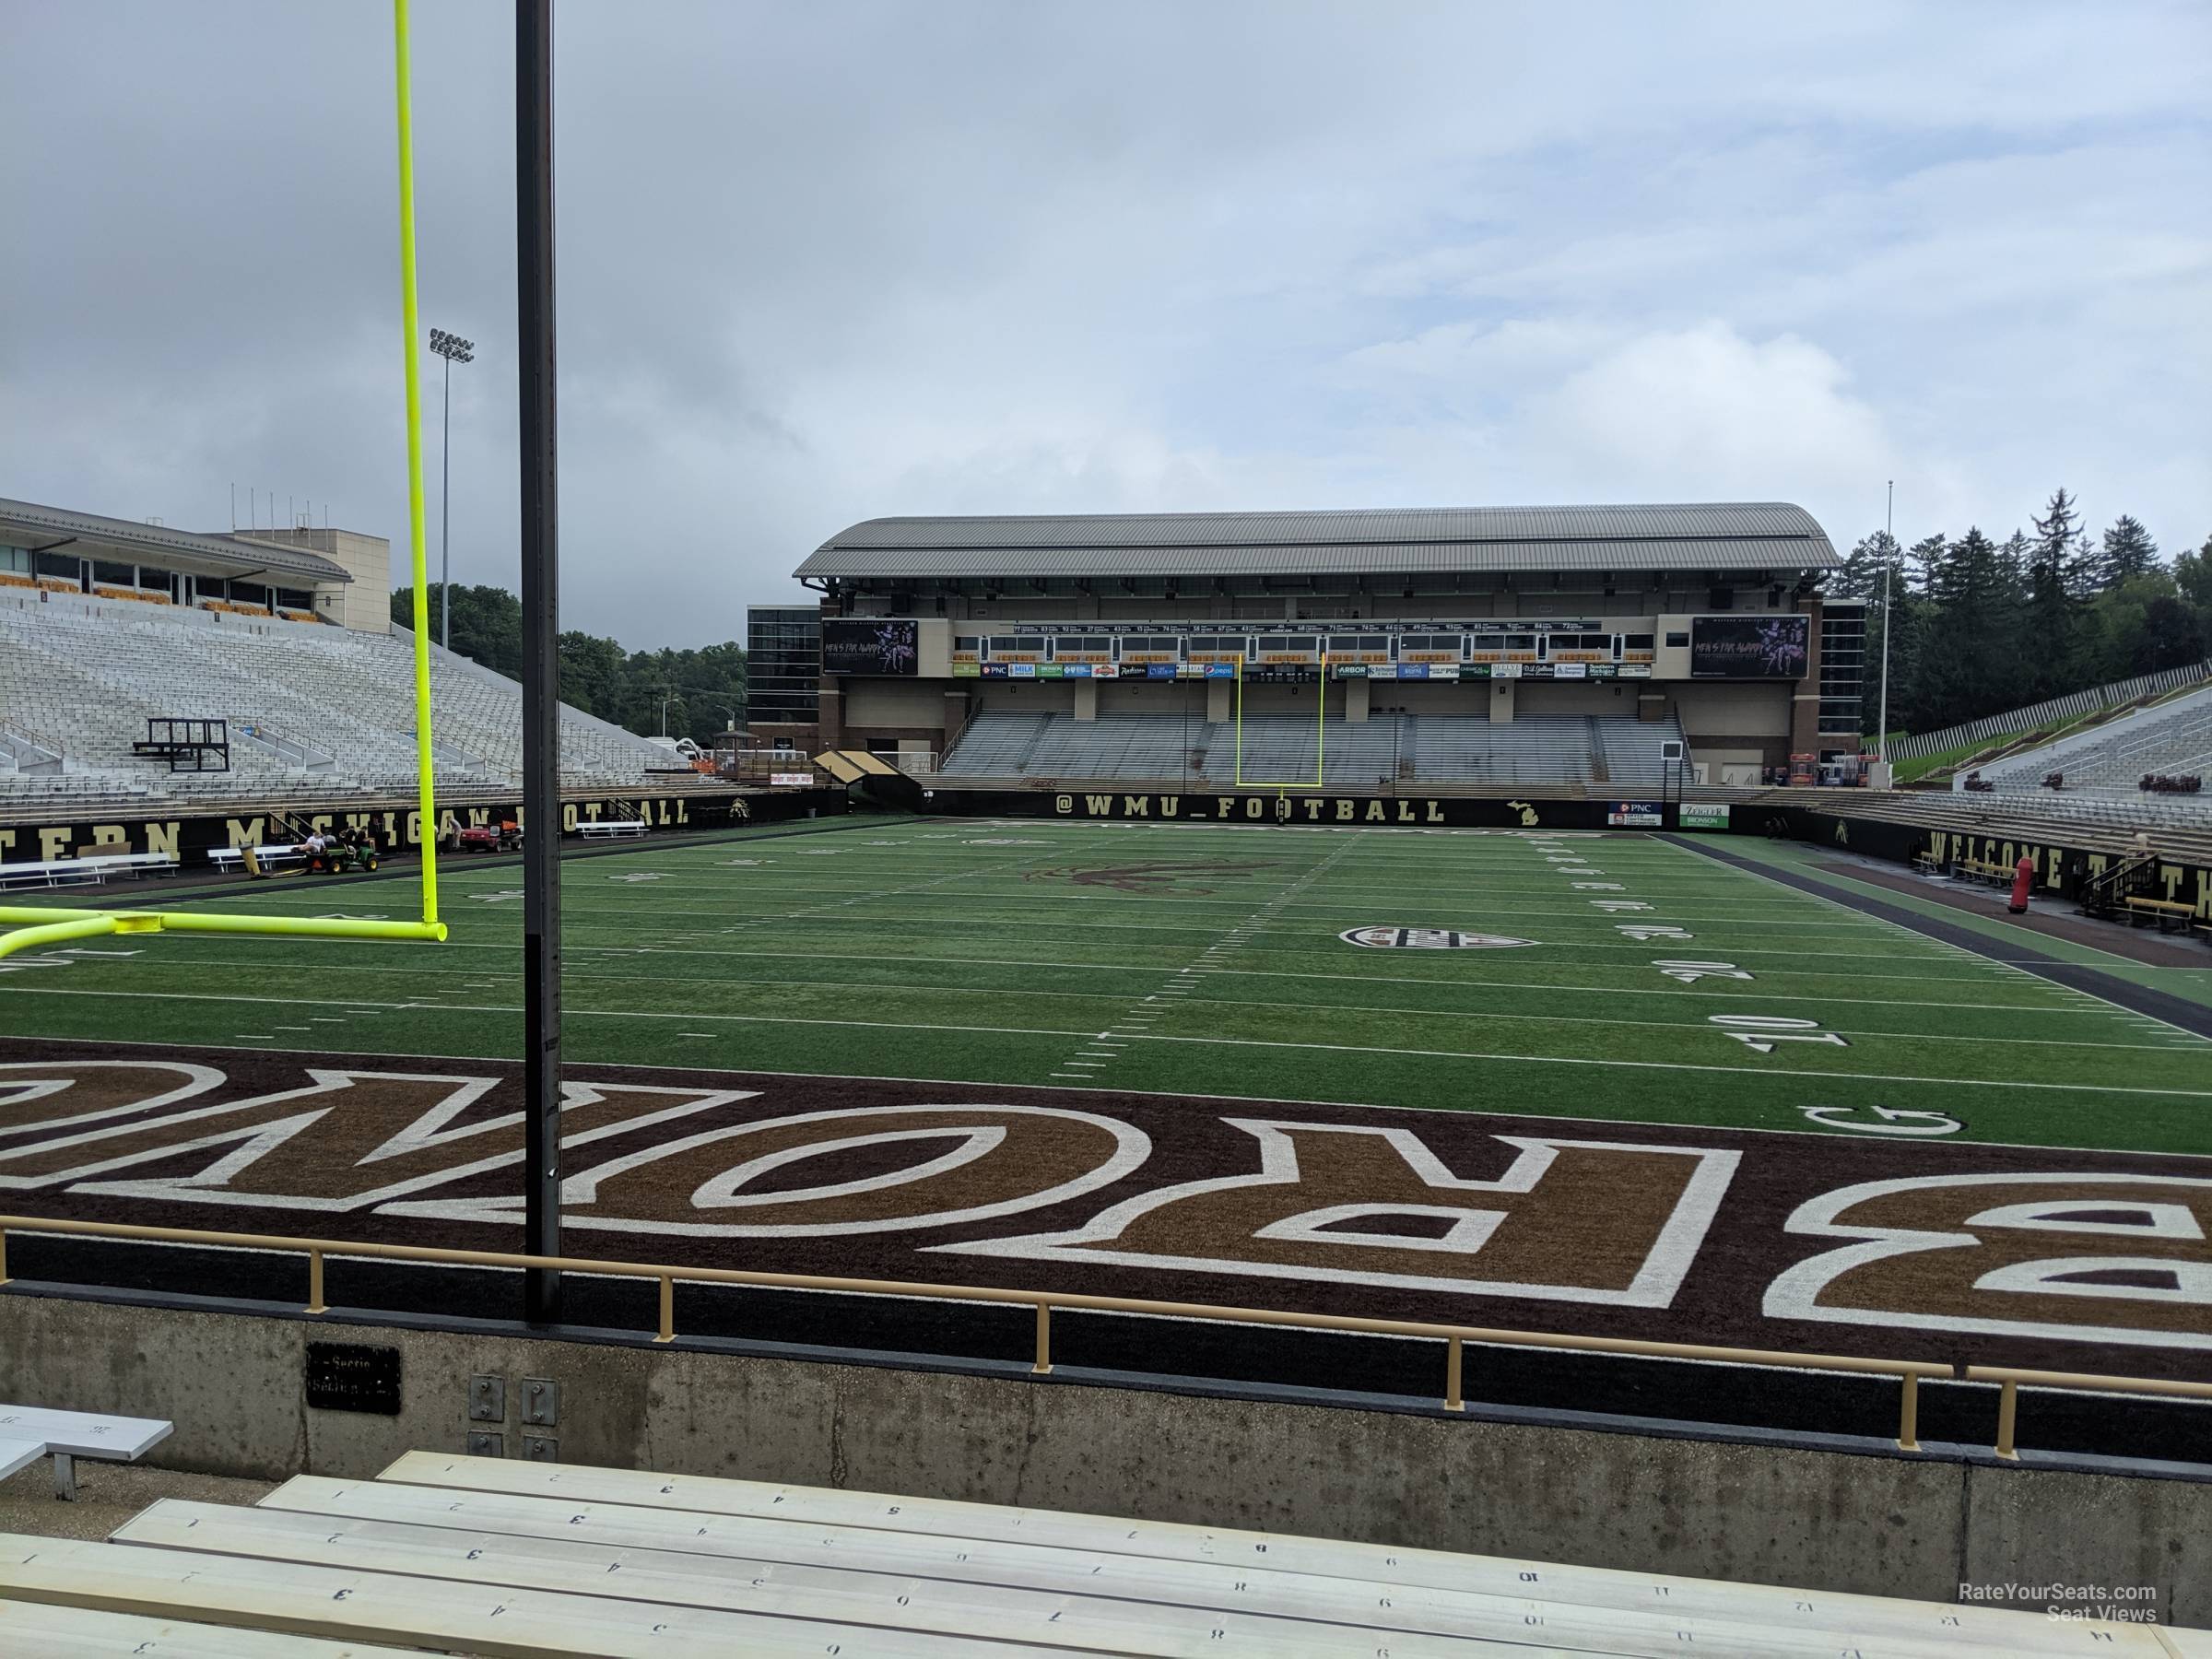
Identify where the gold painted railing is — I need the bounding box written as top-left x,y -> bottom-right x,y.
3,1213 -> 2199,1461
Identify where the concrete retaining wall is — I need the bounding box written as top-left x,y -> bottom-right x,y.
3,1295 -> 2203,1622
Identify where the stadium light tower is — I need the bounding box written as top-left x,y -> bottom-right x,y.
429,327 -> 476,651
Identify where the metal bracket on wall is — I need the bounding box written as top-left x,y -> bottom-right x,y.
468,1375 -> 506,1422
465,1430 -> 503,1457
521,1377 -> 559,1427
522,1434 -> 558,1463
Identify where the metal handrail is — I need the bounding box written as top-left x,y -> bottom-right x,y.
1960,1365 -> 2212,1461
0,717 -> 66,763
0,1213 -> 1972,1450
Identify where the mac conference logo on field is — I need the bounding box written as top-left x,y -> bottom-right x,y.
1340,926 -> 1535,949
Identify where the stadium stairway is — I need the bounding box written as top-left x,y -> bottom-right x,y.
5,1451 -> 2171,1654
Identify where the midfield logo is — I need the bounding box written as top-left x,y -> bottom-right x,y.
1339,927 -> 1534,949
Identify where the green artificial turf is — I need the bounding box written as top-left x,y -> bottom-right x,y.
5,816 -> 2207,1154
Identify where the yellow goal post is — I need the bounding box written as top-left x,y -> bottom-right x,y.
0,0 -> 446,963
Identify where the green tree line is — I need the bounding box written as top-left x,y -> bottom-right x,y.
1830,491 -> 2211,737
391,583 -> 747,747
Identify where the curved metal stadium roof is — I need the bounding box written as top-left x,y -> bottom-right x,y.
795,502 -> 1838,581
0,496 -> 352,583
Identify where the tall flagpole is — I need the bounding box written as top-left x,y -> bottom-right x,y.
1877,479 -> 1894,771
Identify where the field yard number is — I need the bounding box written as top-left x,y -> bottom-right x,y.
1617,924 -> 1691,941
1798,1104 -> 1961,1136
1709,1014 -> 1848,1053
1652,959 -> 1752,983
1590,900 -> 1652,912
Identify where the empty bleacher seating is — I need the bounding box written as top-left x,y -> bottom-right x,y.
940,708 -> 1688,790
0,593 -> 689,809
1975,684 -> 2212,805
0,1451 -> 2139,1654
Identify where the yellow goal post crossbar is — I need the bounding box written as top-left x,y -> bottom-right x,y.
0,0 -> 445,964
1231,653 -> 1326,789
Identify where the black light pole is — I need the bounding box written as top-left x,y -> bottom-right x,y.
516,0 -> 562,1324
429,327 -> 475,651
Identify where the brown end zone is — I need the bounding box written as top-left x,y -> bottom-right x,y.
2,1035 -> 2206,1382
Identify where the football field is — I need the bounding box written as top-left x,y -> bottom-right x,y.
2,816 -> 2206,1155
6,814 -> 2211,1392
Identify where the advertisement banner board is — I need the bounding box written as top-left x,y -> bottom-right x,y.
1689,614 -> 1810,679
1680,802 -> 1732,829
1606,801 -> 1665,828
820,618 -> 920,676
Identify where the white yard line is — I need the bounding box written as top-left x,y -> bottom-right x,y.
1045,834 -> 1364,1082
1660,837 -> 2212,1048
12,974 -> 2205,1100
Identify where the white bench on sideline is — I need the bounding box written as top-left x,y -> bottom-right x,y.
577,819 -> 649,839
0,851 -> 177,891
206,843 -> 307,875
0,1404 -> 173,1500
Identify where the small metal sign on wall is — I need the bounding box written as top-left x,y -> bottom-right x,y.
304,1341 -> 402,1415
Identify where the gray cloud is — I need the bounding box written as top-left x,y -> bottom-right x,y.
3,0 -> 2206,647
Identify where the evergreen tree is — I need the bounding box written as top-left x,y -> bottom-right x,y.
1922,527 -> 2025,727
2080,572 -> 2194,681
1997,530 -> 2031,606
2030,487 -> 2103,600
390,582 -> 524,677
2021,532 -> 2082,700
1904,532 -> 1947,596
2175,537 -> 2212,654
2179,536 -> 2212,611
1835,530 -> 1909,736
2139,595 -> 2206,671
2021,489 -> 2094,690
1837,530 -> 1896,600
2099,514 -> 2159,588
390,584 -> 747,746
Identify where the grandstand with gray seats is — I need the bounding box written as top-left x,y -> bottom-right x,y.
0,494 -> 699,813
776,502 -> 1856,796
1968,680 -> 2212,806
937,708 -> 1692,788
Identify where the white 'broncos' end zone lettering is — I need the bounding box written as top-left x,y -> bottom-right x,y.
1765,1172 -> 2212,1350
934,1123 -> 1741,1309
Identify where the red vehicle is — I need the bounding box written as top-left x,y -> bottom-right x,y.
455,822 -> 523,853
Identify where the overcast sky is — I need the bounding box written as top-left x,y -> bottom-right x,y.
4,1 -> 2206,647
